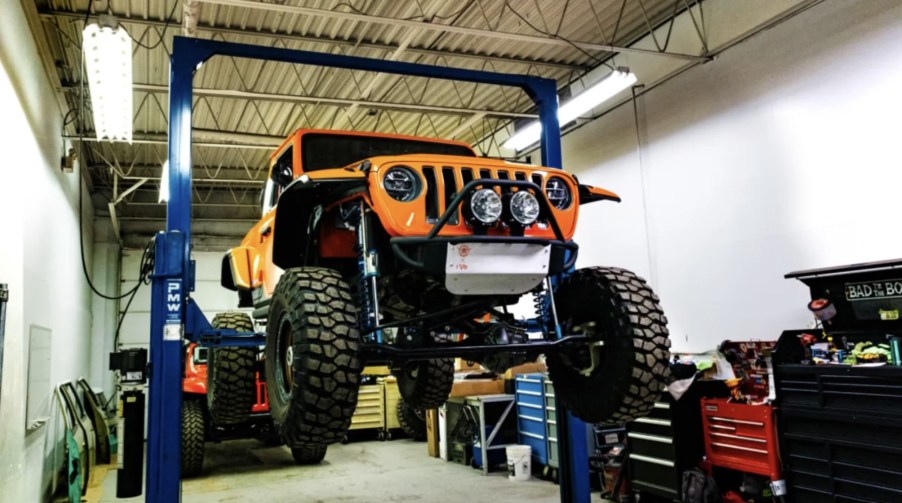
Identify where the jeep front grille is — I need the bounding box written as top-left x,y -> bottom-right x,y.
419,164 -> 549,225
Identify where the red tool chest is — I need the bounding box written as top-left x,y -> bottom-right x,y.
700,398 -> 781,481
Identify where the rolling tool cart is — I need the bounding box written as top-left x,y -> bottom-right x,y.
348,383 -> 386,439
775,259 -> 902,503
627,380 -> 729,501
515,374 -> 549,465
700,399 -> 782,483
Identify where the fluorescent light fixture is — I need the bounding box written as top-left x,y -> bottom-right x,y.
159,160 -> 169,203
83,22 -> 133,143
502,69 -> 637,152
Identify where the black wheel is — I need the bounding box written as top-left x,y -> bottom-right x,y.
397,358 -> 454,409
181,398 -> 205,478
396,399 -> 427,440
207,312 -> 257,426
265,267 -> 362,446
377,430 -> 386,441
546,267 -> 671,423
291,444 -> 327,465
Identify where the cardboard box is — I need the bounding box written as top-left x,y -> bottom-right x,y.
449,378 -> 505,397
426,409 -> 440,457
362,365 -> 391,376
454,358 -> 485,372
503,361 -> 546,380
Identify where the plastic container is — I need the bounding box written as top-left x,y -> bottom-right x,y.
506,445 -> 532,481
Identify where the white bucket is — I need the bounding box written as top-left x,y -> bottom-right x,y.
506,445 -> 532,481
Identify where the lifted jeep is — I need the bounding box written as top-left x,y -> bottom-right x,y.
217,129 -> 671,459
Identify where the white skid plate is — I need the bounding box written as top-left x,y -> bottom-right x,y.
445,242 -> 551,295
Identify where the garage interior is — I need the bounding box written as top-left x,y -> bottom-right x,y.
2,0 -> 901,502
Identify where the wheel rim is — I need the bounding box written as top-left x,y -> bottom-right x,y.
560,320 -> 606,376
278,316 -> 294,395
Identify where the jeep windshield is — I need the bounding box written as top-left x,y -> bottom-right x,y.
301,133 -> 476,172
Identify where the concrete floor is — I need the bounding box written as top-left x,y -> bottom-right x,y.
94,438 -> 562,503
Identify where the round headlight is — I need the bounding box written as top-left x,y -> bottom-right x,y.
470,188 -> 503,224
510,191 -> 540,225
383,167 -> 420,202
545,177 -> 572,209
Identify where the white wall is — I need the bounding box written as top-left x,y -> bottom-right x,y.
0,1 -> 98,500
565,0 -> 902,352
117,249 -> 252,352
0,38 -> 29,503
90,221 -> 121,397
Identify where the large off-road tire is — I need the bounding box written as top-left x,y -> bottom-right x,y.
396,399 -> 427,441
546,267 -> 671,423
265,268 -> 362,446
181,398 -> 206,478
291,444 -> 327,465
397,357 -> 454,409
207,312 -> 257,425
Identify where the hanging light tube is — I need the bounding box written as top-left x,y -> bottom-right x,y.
159,160 -> 170,203
83,22 -> 133,143
503,68 -> 637,152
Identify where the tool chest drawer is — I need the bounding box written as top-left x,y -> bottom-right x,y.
628,401 -> 678,499
627,431 -> 675,460
515,374 -> 548,465
349,384 -> 385,430
628,381 -> 730,500
776,366 -> 902,503
700,398 -> 780,480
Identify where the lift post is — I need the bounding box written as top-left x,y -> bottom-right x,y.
149,35 -> 589,502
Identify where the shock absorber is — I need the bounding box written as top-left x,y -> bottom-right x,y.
532,285 -> 551,337
532,280 -> 562,339
357,201 -> 381,341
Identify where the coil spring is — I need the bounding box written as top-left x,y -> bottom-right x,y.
532,284 -> 552,338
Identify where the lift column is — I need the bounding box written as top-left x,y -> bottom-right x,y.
145,39 -> 199,502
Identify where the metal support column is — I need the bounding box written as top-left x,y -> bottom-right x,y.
150,35 -> 588,502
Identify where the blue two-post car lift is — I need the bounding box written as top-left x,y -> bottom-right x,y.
149,35 -> 590,503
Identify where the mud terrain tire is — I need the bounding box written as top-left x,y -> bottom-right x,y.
265,268 -> 362,446
397,357 -> 454,409
396,399 -> 427,440
546,267 -> 670,423
291,444 -> 328,465
181,399 -> 205,477
207,312 -> 257,425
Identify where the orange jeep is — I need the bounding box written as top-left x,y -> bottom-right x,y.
180,314 -> 283,477
216,129 -> 671,461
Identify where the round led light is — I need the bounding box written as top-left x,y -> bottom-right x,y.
510,191 -> 540,225
383,167 -> 420,202
545,177 -> 572,209
470,188 -> 503,224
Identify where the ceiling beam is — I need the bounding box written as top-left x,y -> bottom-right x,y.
336,0 -> 445,130
39,9 -> 583,70
65,130 -> 279,149
197,0 -> 710,62
60,84 -> 538,119
183,0 -> 201,37
448,113 -> 487,140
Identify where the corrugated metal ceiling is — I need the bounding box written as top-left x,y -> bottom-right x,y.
34,0 -> 687,231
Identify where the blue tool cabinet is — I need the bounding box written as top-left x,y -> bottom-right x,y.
515,373 -> 549,465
